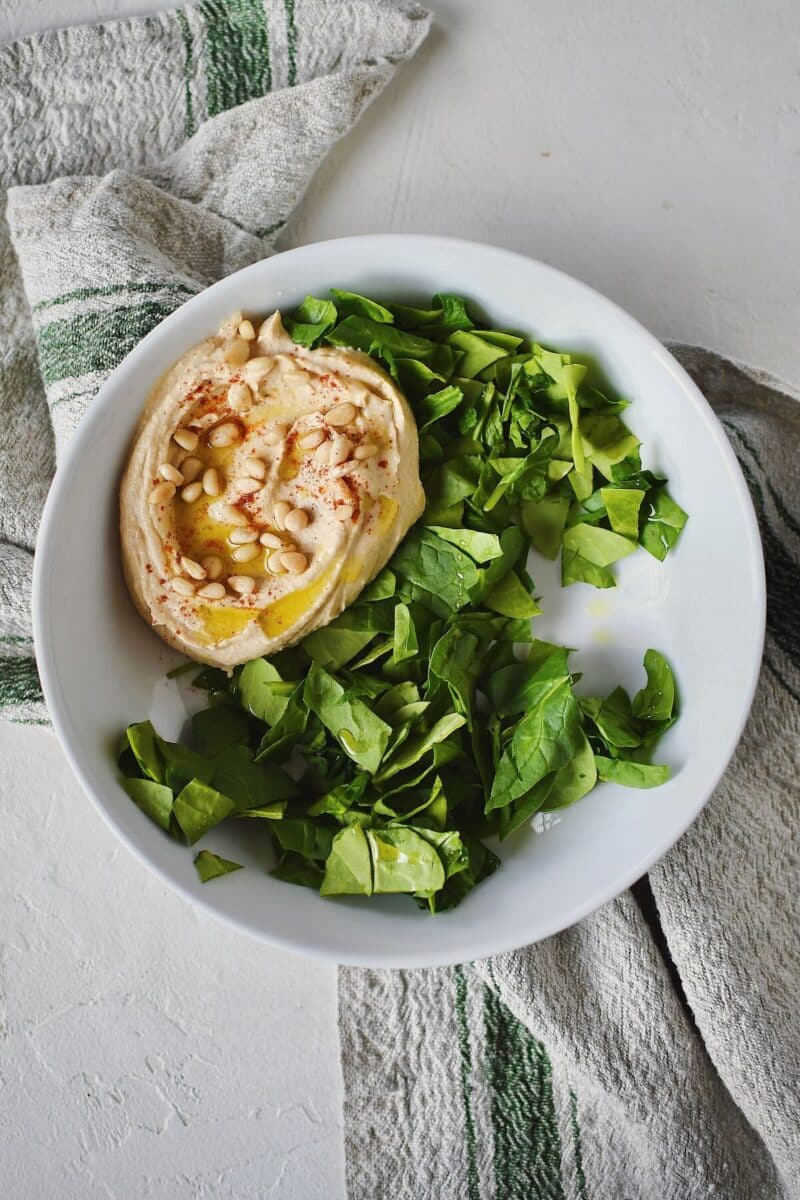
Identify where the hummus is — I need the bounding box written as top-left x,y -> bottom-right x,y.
120,310 -> 425,668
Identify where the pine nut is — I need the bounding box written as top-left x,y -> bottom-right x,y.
314,440 -> 330,466
228,381 -> 253,413
209,501 -> 248,526
245,356 -> 273,379
273,500 -> 291,530
180,456 -> 203,482
298,428 -> 326,451
149,481 -> 175,505
197,582 -> 226,600
284,508 -> 309,534
229,527 -> 259,545
159,463 -> 184,485
173,428 -> 199,452
267,550 -> 287,574
336,504 -> 355,523
259,531 -> 283,548
243,456 -> 267,481
180,556 -> 206,580
330,434 -> 352,466
228,575 -> 256,595
264,424 -> 285,446
326,402 -> 356,427
201,555 -> 224,581
208,421 -> 241,449
354,443 -> 378,460
170,576 -> 195,596
181,481 -> 203,503
232,543 -> 259,563
202,467 -> 223,497
332,479 -> 351,503
281,551 -> 308,575
222,337 -> 250,366
238,319 -> 256,341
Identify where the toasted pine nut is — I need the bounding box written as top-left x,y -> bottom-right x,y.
281,551 -> 308,575
238,319 -> 256,341
336,504 -> 355,523
149,481 -> 176,505
243,457 -> 267,481
314,440 -> 331,466
284,508 -> 309,534
159,463 -> 184,485
229,527 -> 259,545
259,531 -> 283,549
197,582 -> 226,600
245,356 -> 273,379
202,467 -> 223,497
173,428 -> 199,452
267,550 -> 287,574
170,576 -> 195,596
330,434 -> 352,467
181,481 -> 203,503
180,456 -> 203,483
354,443 -> 378,460
232,543 -> 259,563
326,402 -> 356,427
298,428 -> 326,451
180,556 -> 206,580
228,381 -> 253,412
264,424 -> 285,447
222,337 -> 250,366
273,500 -> 291,530
201,555 -> 224,581
208,421 -> 241,449
209,501 -> 248,526
228,575 -> 256,595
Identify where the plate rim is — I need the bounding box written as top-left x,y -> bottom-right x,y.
32,233 -> 766,967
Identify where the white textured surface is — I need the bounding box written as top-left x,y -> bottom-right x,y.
2,0 -> 798,1195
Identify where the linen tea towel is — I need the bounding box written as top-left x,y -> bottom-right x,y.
339,350 -> 800,1200
0,0 -> 431,723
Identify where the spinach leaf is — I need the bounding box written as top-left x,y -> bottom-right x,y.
595,756 -> 671,788
483,571 -> 541,618
601,486 -> 645,538
194,850 -> 243,882
212,743 -> 297,811
173,780 -> 235,845
320,825 -> 374,895
425,526 -> 503,563
122,778 -> 173,831
367,827 -> 446,894
375,713 -> 467,782
640,487 -> 688,561
488,673 -> 581,811
392,602 -> 419,663
191,704 -> 250,756
303,662 -> 391,774
237,658 -> 293,725
632,649 -> 676,722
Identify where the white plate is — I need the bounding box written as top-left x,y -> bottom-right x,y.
33,236 -> 765,967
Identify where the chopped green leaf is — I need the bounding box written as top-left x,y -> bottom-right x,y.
194,850 -> 243,882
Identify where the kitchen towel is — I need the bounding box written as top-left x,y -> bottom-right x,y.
2,5 -> 798,1199
0,0 -> 431,723
339,352 -> 800,1200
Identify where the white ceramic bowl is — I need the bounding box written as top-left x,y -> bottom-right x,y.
33,236 -> 765,967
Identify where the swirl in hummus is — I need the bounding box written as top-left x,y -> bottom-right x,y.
120,310 -> 425,668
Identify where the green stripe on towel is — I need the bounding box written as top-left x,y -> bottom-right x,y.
0,657 -> 44,712
199,0 -> 273,116
37,300 -> 181,386
484,984 -> 565,1200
